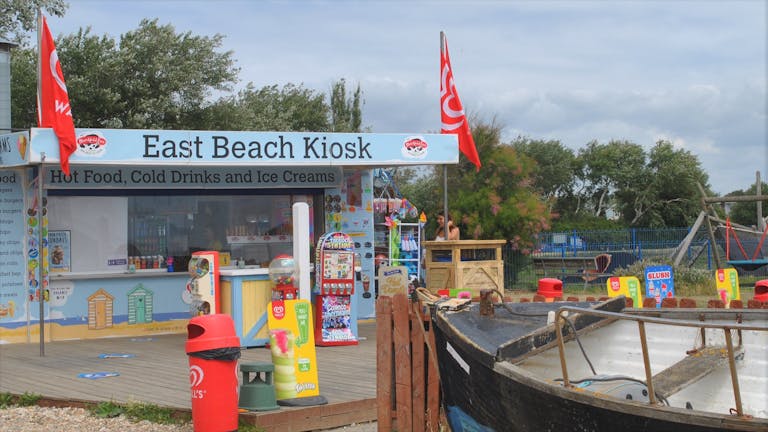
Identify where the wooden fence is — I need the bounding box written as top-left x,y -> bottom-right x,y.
376,293 -> 442,431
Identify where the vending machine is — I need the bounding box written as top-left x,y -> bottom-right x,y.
314,232 -> 358,346
187,251 -> 220,315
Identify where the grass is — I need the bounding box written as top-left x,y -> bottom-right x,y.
0,392 -> 41,408
0,394 -> 266,432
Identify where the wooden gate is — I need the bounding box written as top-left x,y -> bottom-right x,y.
376,293 -> 442,432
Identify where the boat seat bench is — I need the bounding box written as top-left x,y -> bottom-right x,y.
651,345 -> 741,399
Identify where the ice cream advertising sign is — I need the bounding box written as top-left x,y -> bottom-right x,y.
644,265 -> 674,308
606,276 -> 643,308
267,299 -> 320,399
715,268 -> 740,308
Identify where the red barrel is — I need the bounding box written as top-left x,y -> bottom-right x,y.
186,314 -> 241,432
538,278 -> 563,302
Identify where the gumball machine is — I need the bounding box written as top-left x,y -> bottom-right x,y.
269,254 -> 297,301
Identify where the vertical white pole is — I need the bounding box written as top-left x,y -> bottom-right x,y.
292,202 -> 311,300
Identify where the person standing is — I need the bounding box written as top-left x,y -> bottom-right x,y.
435,212 -> 460,240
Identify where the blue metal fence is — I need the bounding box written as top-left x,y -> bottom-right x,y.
502,227 -> 767,291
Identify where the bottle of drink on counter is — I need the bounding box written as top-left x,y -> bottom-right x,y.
166,256 -> 174,272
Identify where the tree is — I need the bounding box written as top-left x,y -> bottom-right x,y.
204,83 -> 331,131
11,19 -> 365,134
330,78 -> 363,132
10,19 -> 240,130
618,141 -> 709,227
111,19 -> 239,129
0,0 -> 67,43
511,137 -> 580,217
419,120 -> 551,251
726,181 -> 768,227
578,140 -> 647,219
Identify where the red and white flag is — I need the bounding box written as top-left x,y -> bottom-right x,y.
440,34 -> 480,171
38,14 -> 76,176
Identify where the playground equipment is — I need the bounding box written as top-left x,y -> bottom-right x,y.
671,171 -> 767,271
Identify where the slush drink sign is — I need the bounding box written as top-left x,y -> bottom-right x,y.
645,265 -> 674,308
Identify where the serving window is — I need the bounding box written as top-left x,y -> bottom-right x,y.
47,190 -> 322,273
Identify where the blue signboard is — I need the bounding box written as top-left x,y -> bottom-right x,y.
28,129 -> 458,167
0,132 -> 29,167
644,265 -> 674,308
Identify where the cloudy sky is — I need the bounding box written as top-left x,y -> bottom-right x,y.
46,0 -> 766,195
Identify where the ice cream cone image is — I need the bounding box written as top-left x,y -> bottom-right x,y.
17,135 -> 27,158
270,329 -> 298,400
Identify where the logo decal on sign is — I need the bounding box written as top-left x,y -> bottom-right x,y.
189,365 -> 204,387
272,300 -> 286,320
76,131 -> 107,156
401,136 -> 428,159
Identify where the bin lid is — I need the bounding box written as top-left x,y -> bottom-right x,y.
185,314 -> 241,353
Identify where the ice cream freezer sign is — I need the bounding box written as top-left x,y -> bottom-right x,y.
644,265 -> 674,308
266,299 -> 320,399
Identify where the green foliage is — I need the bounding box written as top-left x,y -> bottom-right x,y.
0,0 -> 67,43
0,392 -> 14,408
9,47 -> 36,125
511,137 -> 577,214
17,392 -> 41,406
726,181 -> 768,227
421,120 -> 551,251
90,401 -> 125,418
550,214 -> 625,231
239,420 -> 267,432
122,401 -> 182,424
205,83 -> 331,131
11,19 -> 240,130
330,78 -> 363,132
10,21 -> 363,134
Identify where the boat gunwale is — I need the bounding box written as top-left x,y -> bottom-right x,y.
433,301 -> 768,431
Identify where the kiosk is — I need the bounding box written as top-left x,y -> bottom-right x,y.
0,128 -> 458,344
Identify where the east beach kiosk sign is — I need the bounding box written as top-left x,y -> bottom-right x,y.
0,127 -> 457,344
28,128 -> 457,188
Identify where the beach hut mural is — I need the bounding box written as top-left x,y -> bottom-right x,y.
87,288 -> 114,330
127,283 -> 154,324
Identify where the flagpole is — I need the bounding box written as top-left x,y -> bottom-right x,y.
440,32 -> 449,230
36,9 -> 42,126
37,9 -> 46,356
38,154 -> 46,357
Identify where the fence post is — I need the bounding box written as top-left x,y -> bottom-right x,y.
376,297 -> 394,432
377,293 -> 444,432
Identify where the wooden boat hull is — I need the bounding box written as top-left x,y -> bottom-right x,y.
432,300 -> 768,432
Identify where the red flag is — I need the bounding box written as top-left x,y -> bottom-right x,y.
441,35 -> 480,171
38,15 -> 76,176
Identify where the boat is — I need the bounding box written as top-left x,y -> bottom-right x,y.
427,292 -> 768,432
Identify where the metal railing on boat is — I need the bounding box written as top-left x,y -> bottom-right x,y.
553,306 -> 768,417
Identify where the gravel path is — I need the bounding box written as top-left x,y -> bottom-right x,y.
0,406 -> 377,432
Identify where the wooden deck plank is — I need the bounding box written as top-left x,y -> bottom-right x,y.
0,320 -> 379,431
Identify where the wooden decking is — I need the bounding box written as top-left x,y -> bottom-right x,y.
0,321 -> 378,431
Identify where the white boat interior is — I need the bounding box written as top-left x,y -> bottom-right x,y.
514,316 -> 768,419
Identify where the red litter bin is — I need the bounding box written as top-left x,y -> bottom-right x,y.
538,278 -> 563,302
754,279 -> 768,302
186,314 -> 241,432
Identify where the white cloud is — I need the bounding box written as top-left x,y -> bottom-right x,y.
44,0 -> 766,195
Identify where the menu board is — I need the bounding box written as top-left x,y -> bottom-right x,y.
0,170 -> 26,320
